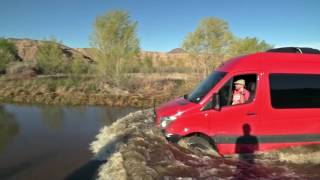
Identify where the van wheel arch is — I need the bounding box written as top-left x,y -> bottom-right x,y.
177,133 -> 220,157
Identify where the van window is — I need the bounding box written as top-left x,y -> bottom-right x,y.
187,71 -> 226,103
270,74 -> 320,108
219,74 -> 257,107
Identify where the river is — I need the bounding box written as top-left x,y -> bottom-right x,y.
0,103 -> 139,180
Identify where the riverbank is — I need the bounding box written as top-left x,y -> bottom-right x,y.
0,75 -> 191,107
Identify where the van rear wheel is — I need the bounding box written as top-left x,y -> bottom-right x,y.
177,135 -> 220,157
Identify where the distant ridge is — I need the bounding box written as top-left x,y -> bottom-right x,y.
168,48 -> 186,54
3,38 -> 188,62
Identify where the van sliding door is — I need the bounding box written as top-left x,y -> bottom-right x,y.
262,73 -> 320,147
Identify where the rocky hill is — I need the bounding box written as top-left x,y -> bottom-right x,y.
8,38 -> 93,62
168,48 -> 186,54
6,38 -> 188,63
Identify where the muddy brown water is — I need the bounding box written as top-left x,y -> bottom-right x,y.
1,104 -> 320,180
0,103 -> 139,180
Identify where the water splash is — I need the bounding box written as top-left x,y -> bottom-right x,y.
90,110 -> 317,179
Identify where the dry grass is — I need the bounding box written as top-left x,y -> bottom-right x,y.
0,73 -> 198,107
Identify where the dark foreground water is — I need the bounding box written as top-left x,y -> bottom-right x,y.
0,103 -> 138,180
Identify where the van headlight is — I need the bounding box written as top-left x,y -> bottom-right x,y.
160,116 -> 176,128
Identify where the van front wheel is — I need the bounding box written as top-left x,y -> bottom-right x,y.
177,135 -> 219,157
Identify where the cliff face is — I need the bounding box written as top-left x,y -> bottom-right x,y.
8,38 -> 40,61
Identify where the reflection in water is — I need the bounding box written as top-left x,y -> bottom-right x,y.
0,105 -> 19,153
41,106 -> 64,131
100,109 -> 119,126
99,107 -> 136,126
0,104 -> 139,180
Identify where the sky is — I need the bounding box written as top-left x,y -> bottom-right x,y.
1,0 -> 320,52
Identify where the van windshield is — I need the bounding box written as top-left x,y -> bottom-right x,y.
187,71 -> 227,103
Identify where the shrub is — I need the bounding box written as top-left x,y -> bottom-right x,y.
140,56 -> 154,73
0,38 -> 18,74
35,38 -> 69,74
6,61 -> 37,75
71,54 -> 90,75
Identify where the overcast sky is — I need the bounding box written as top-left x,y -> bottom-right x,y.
1,0 -> 319,52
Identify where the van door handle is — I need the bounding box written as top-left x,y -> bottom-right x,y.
246,112 -> 256,116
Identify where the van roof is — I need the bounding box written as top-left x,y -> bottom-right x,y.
267,47 -> 320,54
217,48 -> 320,74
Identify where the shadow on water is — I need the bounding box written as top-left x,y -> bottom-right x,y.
0,151 -> 58,179
233,123 -> 260,180
66,132 -> 129,179
0,105 -> 19,153
65,160 -> 106,180
0,161 -> 33,179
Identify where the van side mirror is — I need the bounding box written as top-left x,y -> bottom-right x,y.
183,94 -> 188,99
212,93 -> 221,111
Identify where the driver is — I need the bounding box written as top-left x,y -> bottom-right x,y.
232,79 -> 250,105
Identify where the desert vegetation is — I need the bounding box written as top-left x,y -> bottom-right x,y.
0,39 -> 19,74
0,10 -> 272,107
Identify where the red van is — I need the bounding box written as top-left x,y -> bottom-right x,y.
155,47 -> 320,155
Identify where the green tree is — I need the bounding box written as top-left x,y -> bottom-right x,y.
91,10 -> 140,86
141,56 -> 153,73
71,54 -> 89,75
228,37 -> 273,57
35,37 -> 69,74
0,38 -> 18,74
182,17 -> 233,78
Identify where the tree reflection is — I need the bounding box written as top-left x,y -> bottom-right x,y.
99,108 -> 119,126
0,105 -> 19,153
41,106 -> 64,131
99,107 -> 138,126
